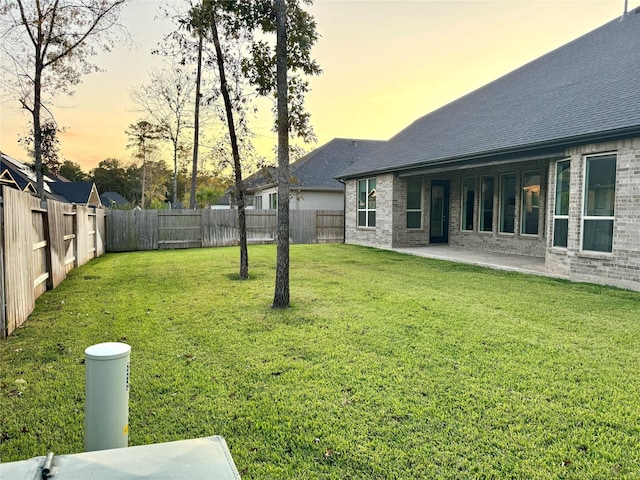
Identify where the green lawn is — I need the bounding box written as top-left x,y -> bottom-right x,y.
1,245 -> 639,478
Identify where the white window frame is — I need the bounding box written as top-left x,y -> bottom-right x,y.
269,192 -> 277,209
553,160 -> 570,248
255,195 -> 263,210
460,177 -> 475,232
581,152 -> 616,253
406,177 -> 422,229
357,178 -> 376,228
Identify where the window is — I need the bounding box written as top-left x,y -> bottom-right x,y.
480,176 -> 494,232
269,192 -> 277,209
406,177 -> 422,229
553,161 -> 570,247
582,154 -> 616,252
521,172 -> 540,235
255,196 -> 263,210
461,177 -> 475,231
499,174 -> 516,233
358,178 -> 376,227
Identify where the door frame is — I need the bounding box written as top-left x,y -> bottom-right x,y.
430,179 -> 450,244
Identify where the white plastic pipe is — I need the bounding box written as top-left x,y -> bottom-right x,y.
84,342 -> 131,452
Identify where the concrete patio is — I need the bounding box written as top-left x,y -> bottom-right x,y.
389,245 -> 567,279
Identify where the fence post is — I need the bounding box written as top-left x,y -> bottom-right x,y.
73,204 -> 79,267
0,194 -> 5,338
41,199 -> 54,290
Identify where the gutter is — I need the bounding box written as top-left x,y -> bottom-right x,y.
337,126 -> 640,180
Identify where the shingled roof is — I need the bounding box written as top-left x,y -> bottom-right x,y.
339,8 -> 640,179
249,138 -> 386,191
48,181 -> 101,205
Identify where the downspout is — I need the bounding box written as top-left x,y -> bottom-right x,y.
339,179 -> 346,244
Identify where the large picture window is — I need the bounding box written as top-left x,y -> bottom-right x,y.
358,178 -> 377,227
461,177 -> 475,231
499,173 -> 516,233
582,154 -> 616,252
553,161 -> 570,247
480,176 -> 494,232
521,171 -> 540,235
406,177 -> 422,229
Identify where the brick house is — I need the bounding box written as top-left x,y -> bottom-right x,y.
338,8 -> 640,291
249,138 -> 384,211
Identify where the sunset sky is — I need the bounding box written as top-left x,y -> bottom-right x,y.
0,0 -> 626,172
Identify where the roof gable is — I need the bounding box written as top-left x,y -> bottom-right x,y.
250,138 -> 386,191
340,8 -> 640,178
100,191 -> 129,206
49,182 -> 101,206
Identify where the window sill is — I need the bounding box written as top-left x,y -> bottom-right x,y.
549,247 -> 568,254
577,250 -> 613,260
356,226 -> 376,230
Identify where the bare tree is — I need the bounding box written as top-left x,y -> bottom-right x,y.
190,25 -> 204,209
0,0 -> 128,199
204,1 -> 250,278
129,64 -> 194,205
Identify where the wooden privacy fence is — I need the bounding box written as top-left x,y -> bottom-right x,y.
106,209 -> 344,252
0,186 -> 105,338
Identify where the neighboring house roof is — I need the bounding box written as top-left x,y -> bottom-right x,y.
0,151 -> 58,195
49,181 -> 102,206
100,191 -> 129,206
339,8 -> 640,179
250,138 -> 386,191
0,151 -> 101,205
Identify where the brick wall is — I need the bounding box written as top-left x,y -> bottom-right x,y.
547,138 -> 640,290
344,137 -> 640,291
344,174 -> 394,248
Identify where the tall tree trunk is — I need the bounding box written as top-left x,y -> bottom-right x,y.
210,9 -> 248,279
33,49 -> 44,200
172,137 -> 178,205
273,0 -> 290,308
141,147 -> 147,209
190,29 -> 204,209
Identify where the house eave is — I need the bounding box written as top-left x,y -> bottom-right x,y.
339,126 -> 640,180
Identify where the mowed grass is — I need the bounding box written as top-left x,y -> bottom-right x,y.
1,244 -> 639,478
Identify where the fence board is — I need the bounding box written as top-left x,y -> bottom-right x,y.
0,198 -> 5,336
32,206 -> 47,297
1,187 -> 106,337
158,210 -> 202,249
316,210 -> 345,243
3,187 -> 37,336
95,209 -> 105,256
47,200 -> 67,288
106,208 -> 344,251
202,209 -> 238,247
106,209 -> 159,251
246,210 -> 277,243
76,205 -> 90,267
